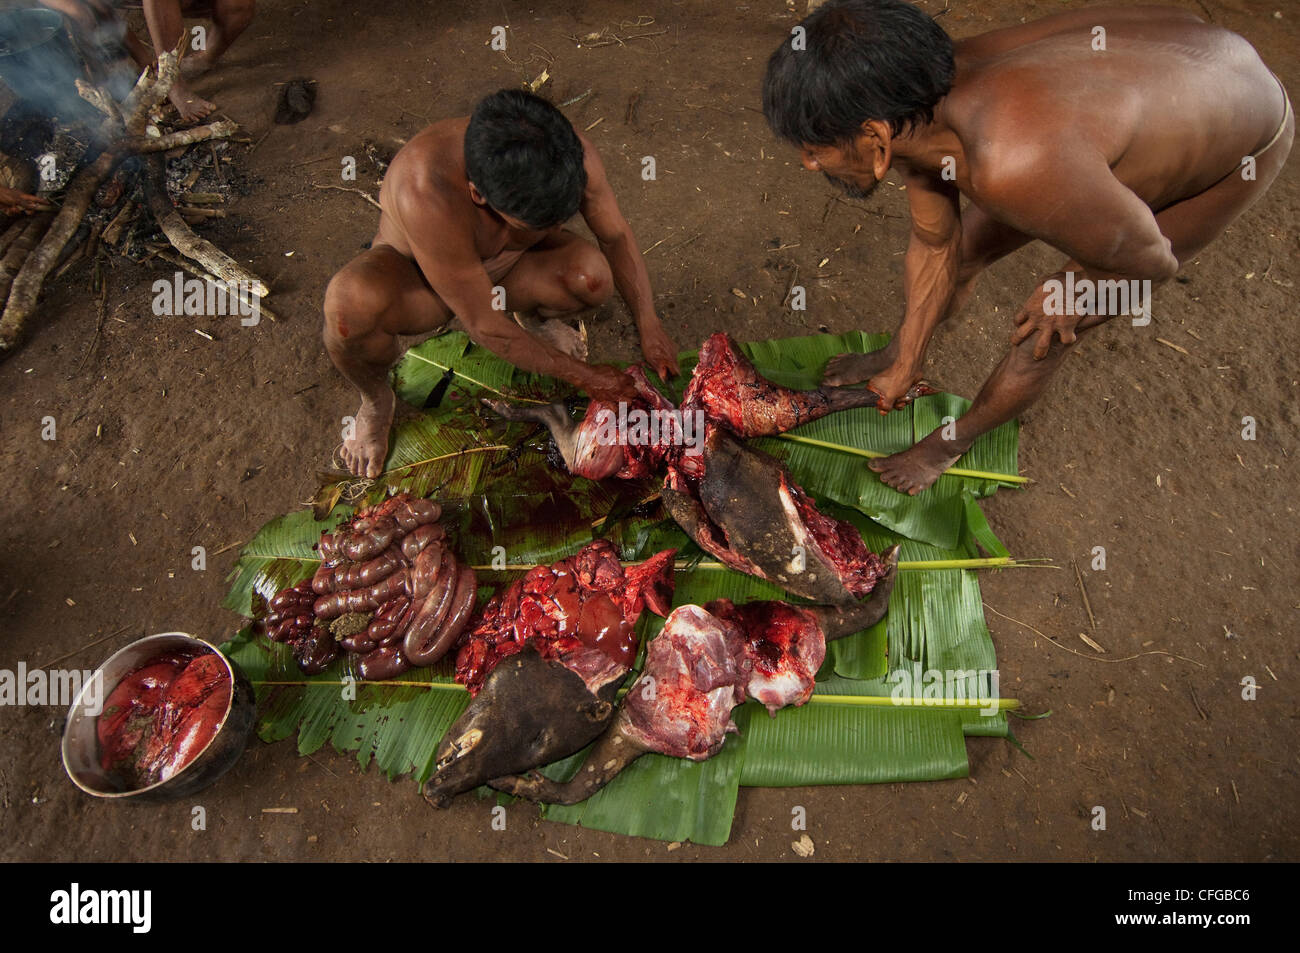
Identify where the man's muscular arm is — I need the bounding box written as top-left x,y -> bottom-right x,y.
578,136 -> 679,379
869,170 -> 962,409
396,174 -> 636,401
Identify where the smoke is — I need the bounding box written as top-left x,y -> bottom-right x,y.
0,8 -> 126,124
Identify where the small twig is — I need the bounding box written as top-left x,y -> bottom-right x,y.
211,140 -> 225,187
1072,559 -> 1097,630
247,128 -> 273,154
72,277 -> 109,377
312,184 -> 382,210
782,264 -> 800,308
210,539 -> 246,557
984,603 -> 1205,666
35,625 -> 133,670
288,154 -> 337,168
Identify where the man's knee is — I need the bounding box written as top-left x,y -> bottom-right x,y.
324,265 -> 387,344
560,245 -> 613,307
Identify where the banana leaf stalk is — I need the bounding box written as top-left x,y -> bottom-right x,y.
248,677 -> 1020,713
468,556 -> 1031,572
775,432 -> 1029,485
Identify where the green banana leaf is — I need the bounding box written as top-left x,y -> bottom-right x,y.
224,331 -> 1021,846
389,329 -> 1020,549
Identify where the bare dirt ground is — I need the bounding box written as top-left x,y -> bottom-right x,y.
1,0 -> 1296,862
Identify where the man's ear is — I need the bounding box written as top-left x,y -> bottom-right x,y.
858,119 -> 894,181
468,182 -> 488,206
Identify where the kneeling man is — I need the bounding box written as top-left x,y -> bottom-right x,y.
325,89 -> 679,477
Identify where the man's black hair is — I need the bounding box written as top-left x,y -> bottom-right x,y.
763,0 -> 955,146
463,89 -> 586,229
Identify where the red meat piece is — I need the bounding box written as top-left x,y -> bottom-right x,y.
454,540 -> 675,696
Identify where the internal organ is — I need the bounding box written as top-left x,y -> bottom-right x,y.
454,538 -> 676,696
97,650 -> 232,789
621,598 -> 834,762
261,493 -> 477,679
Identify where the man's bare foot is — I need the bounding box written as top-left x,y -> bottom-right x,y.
823,344 -> 896,386
868,437 -> 963,496
341,388 -> 395,479
168,80 -> 215,123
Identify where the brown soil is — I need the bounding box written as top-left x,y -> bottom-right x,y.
1,0 -> 1296,862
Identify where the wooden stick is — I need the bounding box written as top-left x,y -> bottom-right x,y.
0,214 -> 52,308
0,55 -> 180,356
311,184 -> 382,210
1072,558 -> 1097,630
145,155 -> 269,297
101,199 -> 137,248
134,119 -> 239,153
149,246 -> 278,323
75,78 -> 123,124
0,218 -> 27,258
0,149 -> 124,354
178,206 -> 225,218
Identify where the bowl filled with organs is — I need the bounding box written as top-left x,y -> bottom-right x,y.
61,633 -> 257,801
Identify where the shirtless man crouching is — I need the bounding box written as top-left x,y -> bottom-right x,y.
763,1 -> 1293,493
324,89 -> 679,478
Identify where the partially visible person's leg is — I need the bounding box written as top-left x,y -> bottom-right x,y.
185,0 -> 255,73
324,245 -> 453,477
494,230 -> 614,317
141,0 -> 214,121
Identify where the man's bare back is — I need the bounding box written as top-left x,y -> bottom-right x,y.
946,9 -> 1285,213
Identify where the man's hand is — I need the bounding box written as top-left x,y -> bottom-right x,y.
0,187 -> 52,216
866,361 -> 925,415
584,364 -> 640,404
1010,308 -> 1083,359
1010,274 -> 1080,359
637,320 -> 680,380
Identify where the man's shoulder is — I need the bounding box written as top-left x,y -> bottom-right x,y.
387,120 -> 471,209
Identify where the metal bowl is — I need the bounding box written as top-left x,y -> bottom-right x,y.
61,633 -> 257,802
